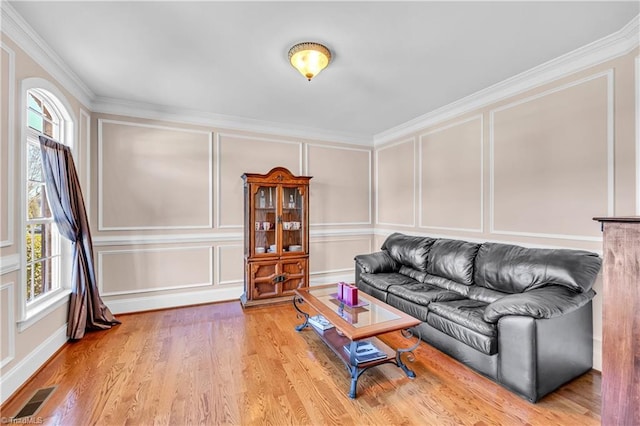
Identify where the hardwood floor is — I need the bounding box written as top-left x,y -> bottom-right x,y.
1,302 -> 601,425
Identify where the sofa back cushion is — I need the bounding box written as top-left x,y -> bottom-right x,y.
426,239 -> 480,285
473,243 -> 602,294
381,233 -> 436,272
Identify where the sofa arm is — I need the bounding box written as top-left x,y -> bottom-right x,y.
354,251 -> 399,274
484,286 -> 595,323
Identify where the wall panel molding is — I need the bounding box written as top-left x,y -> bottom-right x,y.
489,70 -> 613,242
91,228 -> 375,247
305,143 -> 372,226
0,254 -> 20,275
215,244 -> 243,286
79,108 -> 91,212
418,115 -> 483,233
97,119 -> 213,231
215,132 -> 303,228
97,246 -> 214,296
375,138 -> 416,227
0,282 -> 15,368
1,42 -> 15,248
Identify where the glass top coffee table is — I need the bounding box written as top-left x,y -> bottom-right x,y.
293,284 -> 421,398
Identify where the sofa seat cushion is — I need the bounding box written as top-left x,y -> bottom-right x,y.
360,272 -> 418,292
427,313 -> 497,355
428,300 -> 496,337
387,282 -> 465,307
386,294 -> 431,322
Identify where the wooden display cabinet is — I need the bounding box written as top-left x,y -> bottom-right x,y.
241,167 -> 311,307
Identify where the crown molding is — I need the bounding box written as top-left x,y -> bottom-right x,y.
374,14 -> 640,146
91,96 -> 372,146
0,2 -> 94,108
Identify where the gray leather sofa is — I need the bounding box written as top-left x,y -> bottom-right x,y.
354,233 -> 601,402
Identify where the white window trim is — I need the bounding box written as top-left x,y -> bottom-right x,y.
18,78 -> 77,330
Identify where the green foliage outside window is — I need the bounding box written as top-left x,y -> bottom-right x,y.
25,228 -> 43,300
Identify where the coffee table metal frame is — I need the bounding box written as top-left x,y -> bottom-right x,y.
293,284 -> 421,398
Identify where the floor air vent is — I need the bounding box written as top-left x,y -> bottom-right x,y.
13,386 -> 56,419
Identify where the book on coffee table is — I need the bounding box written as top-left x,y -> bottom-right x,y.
308,314 -> 334,331
343,341 -> 387,364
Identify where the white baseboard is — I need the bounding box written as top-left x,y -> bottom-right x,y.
0,324 -> 68,404
104,286 -> 243,314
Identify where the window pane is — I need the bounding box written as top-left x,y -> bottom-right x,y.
43,120 -> 54,138
43,223 -> 53,259
42,104 -> 53,121
27,143 -> 44,182
42,259 -> 52,293
31,223 -> 43,261
28,93 -> 42,112
32,261 -> 44,299
27,183 -> 51,219
27,109 -> 43,132
26,264 -> 33,301
26,224 -> 34,263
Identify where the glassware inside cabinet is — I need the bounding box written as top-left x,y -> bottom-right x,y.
254,185 -> 277,254
282,187 -> 304,254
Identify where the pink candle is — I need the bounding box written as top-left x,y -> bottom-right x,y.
344,285 -> 358,306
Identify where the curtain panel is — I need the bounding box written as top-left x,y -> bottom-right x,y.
39,135 -> 119,339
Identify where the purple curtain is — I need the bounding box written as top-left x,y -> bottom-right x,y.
39,136 -> 120,339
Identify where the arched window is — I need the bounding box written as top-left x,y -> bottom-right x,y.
24,89 -> 65,303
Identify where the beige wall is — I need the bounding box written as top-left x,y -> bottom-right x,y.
376,138 -> 416,227
91,113 -> 374,314
307,144 -> 371,225
375,50 -> 639,371
419,115 -> 483,232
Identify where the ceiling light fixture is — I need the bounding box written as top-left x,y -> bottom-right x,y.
288,42 -> 332,82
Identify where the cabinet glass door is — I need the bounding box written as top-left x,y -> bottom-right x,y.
254,185 -> 277,255
281,186 -> 305,254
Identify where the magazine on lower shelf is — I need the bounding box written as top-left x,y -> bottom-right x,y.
308,314 -> 334,331
343,340 -> 387,364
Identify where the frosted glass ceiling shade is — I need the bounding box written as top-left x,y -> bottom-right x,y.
288,42 -> 332,81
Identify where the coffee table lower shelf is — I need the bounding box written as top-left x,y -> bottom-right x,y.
293,296 -> 420,398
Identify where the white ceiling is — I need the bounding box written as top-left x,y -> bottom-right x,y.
7,1 -> 639,140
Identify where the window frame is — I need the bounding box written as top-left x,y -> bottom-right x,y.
18,78 -> 77,331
